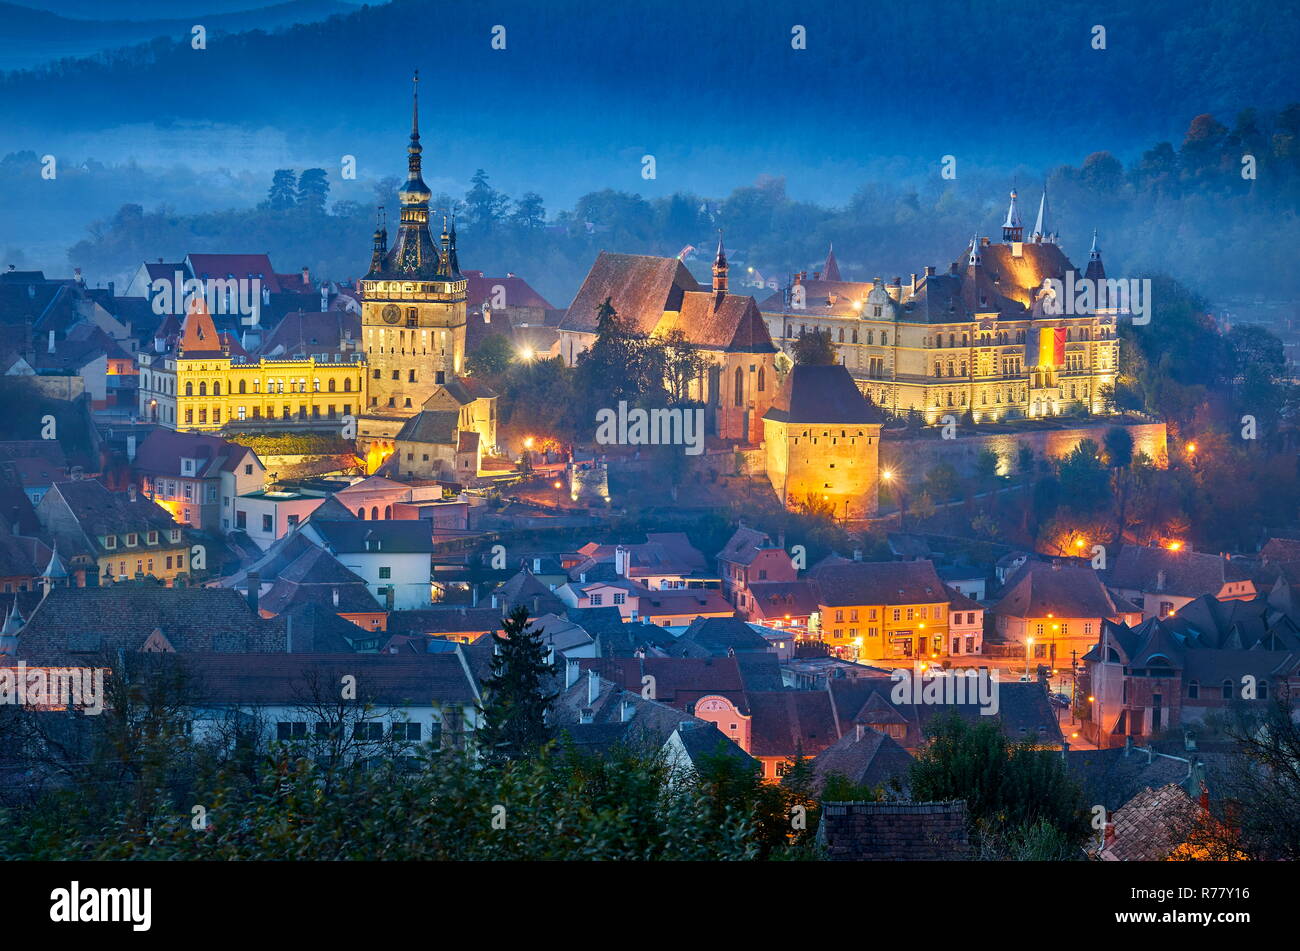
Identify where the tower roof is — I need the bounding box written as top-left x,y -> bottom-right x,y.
1002,189 -> 1023,230
42,545 -> 68,580
178,295 -> 222,357
822,243 -> 842,282
1085,229 -> 1105,281
1032,185 -> 1052,243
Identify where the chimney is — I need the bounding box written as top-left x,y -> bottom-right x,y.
614,545 -> 630,577
246,571 -> 260,614
491,593 -> 499,609
620,698 -> 635,722
532,557 -> 542,573
587,668 -> 600,707
1156,569 -> 1166,592
532,595 -> 540,616
565,658 -> 580,689
301,266 -> 311,286
332,587 -> 340,607
108,281 -> 115,297
852,549 -> 863,562
855,723 -> 864,741
126,484 -> 138,502
1123,734 -> 1133,757
47,330 -> 55,354
924,265 -> 935,277
1184,729 -> 1197,752
471,584 -> 479,607
777,529 -> 785,550
126,434 -> 137,461
85,563 -> 100,587
579,707 -> 594,725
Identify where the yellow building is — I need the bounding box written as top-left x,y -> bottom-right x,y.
354,72 -> 469,465
146,298 -> 366,432
762,363 -> 884,519
808,558 -> 953,663
759,190 -> 1120,423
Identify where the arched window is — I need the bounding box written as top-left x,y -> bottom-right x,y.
185,381 -> 193,396
212,382 -> 221,396
757,367 -> 766,393
328,378 -> 336,392
357,508 -> 365,519
343,378 -> 352,392
880,333 -> 887,346
734,366 -> 743,406
384,505 -> 392,518
370,506 -> 379,520
238,379 -> 246,394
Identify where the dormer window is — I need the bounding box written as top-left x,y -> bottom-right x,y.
104,535 -> 117,549
126,533 -> 138,547
147,531 -> 158,545
169,529 -> 181,543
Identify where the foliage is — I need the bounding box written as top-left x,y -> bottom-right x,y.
476,606 -> 558,765
791,328 -> 837,366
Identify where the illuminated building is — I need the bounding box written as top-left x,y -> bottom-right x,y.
355,71 -> 469,462
759,188 -> 1120,422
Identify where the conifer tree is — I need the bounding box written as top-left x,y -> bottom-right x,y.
476,605 -> 557,764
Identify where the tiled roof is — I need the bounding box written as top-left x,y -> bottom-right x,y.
746,580 -> 820,620
308,518 -> 434,554
44,480 -> 181,559
395,409 -> 459,445
820,801 -> 970,860
176,651 -> 478,705
186,253 -> 281,293
134,429 -> 254,479
746,689 -> 841,757
657,290 -> 776,353
256,309 -> 360,358
810,728 -> 914,791
385,606 -> 503,637
573,655 -> 749,712
559,252 -> 698,336
671,616 -> 769,657
992,561 -> 1123,619
808,559 -> 947,608
1108,545 -> 1250,598
1100,783 -> 1199,861
463,271 -> 554,311
15,585 -> 284,663
763,364 -> 884,425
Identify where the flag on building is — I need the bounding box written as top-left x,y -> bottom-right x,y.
1025,325 -> 1066,367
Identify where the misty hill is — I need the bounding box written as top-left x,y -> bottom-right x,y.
0,0 -> 355,71
1,0 -> 1295,161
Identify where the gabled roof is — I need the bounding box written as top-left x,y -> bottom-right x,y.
308,518 -> 434,554
992,561 -> 1124,619
810,727 -> 913,791
395,409 -> 459,445
657,290 -> 776,353
808,559 -> 947,608
746,580 -> 820,620
717,525 -> 774,566
134,429 -> 256,479
671,616 -> 770,657
1108,545 -> 1250,598
185,253 -> 281,293
559,252 -> 698,336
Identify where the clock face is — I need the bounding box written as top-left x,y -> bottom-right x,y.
381,304 -> 401,324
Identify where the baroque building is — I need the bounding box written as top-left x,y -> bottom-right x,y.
355,71 -> 469,464
758,189 -> 1120,423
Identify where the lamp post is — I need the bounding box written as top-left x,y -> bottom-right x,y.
1025,636 -> 1034,681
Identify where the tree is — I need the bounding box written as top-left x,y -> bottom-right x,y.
792,328 -> 837,366
908,711 -> 1088,858
464,168 -> 509,233
575,297 -> 665,413
296,168 -> 330,214
510,191 -> 546,230
262,169 -> 297,210
660,329 -> 707,404
465,334 -> 515,379
476,606 -> 557,764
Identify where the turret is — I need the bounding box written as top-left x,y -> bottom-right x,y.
1002,189 -> 1023,243
712,231 -> 728,297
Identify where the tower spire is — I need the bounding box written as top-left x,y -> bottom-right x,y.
968,234 -> 982,267
1032,184 -> 1050,243
712,230 -> 728,296
1084,229 -> 1105,281
387,69 -> 437,276
1002,189 -> 1023,243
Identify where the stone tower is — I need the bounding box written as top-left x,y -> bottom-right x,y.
356,71 -> 468,459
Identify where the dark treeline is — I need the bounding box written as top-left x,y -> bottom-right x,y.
19,102 -> 1300,307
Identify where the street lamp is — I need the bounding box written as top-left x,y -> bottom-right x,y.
1025,636 -> 1034,681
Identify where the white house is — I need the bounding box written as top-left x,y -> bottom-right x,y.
302,517 -> 435,611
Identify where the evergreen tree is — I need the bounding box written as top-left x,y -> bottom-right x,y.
792,328 -> 837,366
296,168 -> 330,213
262,169 -> 297,210
476,605 -> 557,764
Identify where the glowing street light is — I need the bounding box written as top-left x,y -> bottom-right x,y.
523,437 -> 535,450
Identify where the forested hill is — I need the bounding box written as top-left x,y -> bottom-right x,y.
1,0 -> 1294,159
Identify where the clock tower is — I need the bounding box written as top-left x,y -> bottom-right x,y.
356,71 -> 468,459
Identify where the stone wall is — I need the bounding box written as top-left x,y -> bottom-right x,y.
880,420 -> 1167,480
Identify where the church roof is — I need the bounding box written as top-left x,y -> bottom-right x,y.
658,291 -> 776,352
559,252 -> 698,335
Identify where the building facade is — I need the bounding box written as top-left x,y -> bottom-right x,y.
758,190 -> 1120,423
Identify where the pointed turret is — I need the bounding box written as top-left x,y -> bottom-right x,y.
823,243 -> 841,282
178,295 -> 220,356
712,231 -> 728,296
1002,189 -> 1023,243
445,215 -> 462,280
1084,229 -> 1105,281
0,602 -> 21,655
367,206 -> 388,277
1032,185 -> 1051,243
967,234 -> 982,268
